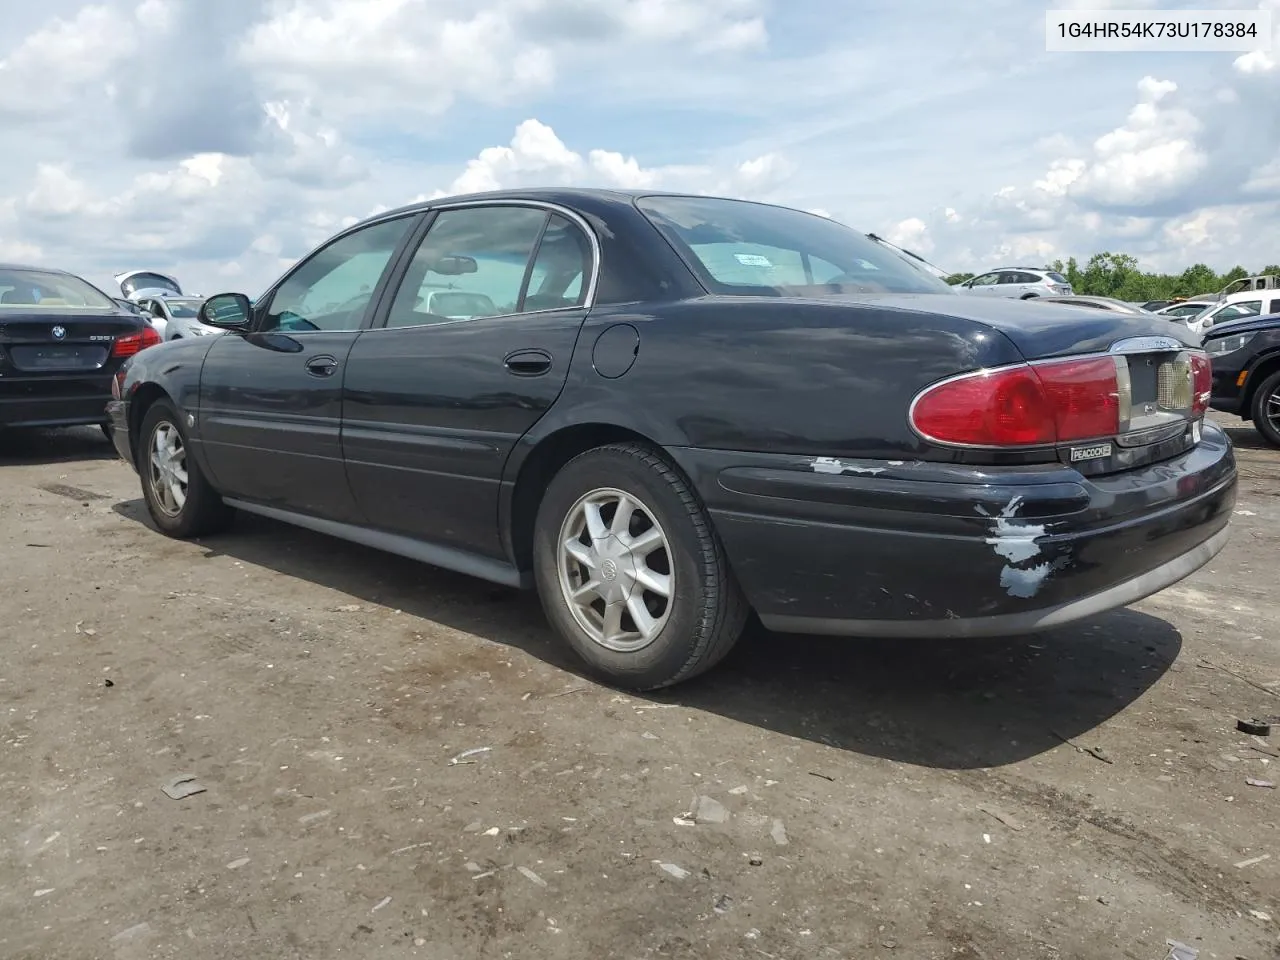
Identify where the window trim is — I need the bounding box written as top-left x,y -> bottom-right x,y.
249,211 -> 426,336
367,199 -> 601,333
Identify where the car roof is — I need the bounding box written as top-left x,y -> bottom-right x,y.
352,187 -> 829,231
1220,288 -> 1275,303
0,262 -> 77,275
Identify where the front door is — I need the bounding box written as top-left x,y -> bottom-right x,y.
198,214 -> 420,522
341,203 -> 594,559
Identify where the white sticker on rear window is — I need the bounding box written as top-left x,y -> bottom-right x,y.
734,253 -> 772,267
854,259 -> 880,270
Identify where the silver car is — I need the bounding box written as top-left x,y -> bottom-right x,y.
137,296 -> 223,340
952,267 -> 1074,299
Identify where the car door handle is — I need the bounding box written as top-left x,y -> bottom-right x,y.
504,349 -> 552,377
305,354 -> 340,377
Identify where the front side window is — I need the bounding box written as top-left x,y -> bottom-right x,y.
636,195 -> 953,297
165,299 -> 202,319
385,206 -> 550,327
1208,301 -> 1261,327
261,216 -> 414,333
0,268 -> 116,309
969,273 -> 999,287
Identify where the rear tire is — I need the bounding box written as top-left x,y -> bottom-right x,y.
532,442 -> 748,690
138,399 -> 234,538
1250,370 -> 1280,448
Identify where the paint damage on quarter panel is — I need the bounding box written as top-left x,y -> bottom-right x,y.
811,457 -> 885,476
979,496 -> 1058,599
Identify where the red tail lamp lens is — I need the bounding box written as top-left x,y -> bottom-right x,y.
911,357 -> 1121,447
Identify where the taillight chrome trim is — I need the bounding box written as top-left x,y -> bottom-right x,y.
907,345 -> 1211,452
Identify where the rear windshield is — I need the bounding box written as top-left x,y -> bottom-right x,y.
0,268 -> 115,309
635,195 -> 953,297
1046,272 -> 1069,284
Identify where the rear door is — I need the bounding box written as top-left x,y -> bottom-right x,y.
197,214 -> 420,523
341,202 -> 595,559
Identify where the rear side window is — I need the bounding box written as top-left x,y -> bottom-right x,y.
1270,298 -> 1280,315
636,195 -> 952,296
1046,272 -> 1069,284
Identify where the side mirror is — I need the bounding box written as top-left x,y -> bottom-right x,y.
200,292 -> 252,329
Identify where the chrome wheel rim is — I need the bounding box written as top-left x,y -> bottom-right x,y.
148,421 -> 188,517
1268,385 -> 1280,433
557,487 -> 674,653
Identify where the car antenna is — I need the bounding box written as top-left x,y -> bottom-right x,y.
865,233 -> 951,279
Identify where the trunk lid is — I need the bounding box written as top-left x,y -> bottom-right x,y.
0,310 -> 143,374
815,293 -> 1209,477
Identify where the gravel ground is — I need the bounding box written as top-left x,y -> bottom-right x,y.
1,417 -> 1278,960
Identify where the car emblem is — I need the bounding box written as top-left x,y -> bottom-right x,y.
51,325 -> 66,340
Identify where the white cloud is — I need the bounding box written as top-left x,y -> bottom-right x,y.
240,0 -> 764,122
0,2 -> 171,114
886,217 -> 932,254
2,0 -> 1280,295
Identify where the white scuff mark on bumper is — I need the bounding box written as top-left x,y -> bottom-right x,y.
811,457 -> 884,475
984,496 -> 1053,597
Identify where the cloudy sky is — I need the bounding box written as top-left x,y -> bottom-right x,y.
1,0 -> 1277,296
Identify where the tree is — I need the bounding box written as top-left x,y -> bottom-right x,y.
944,272 -> 974,285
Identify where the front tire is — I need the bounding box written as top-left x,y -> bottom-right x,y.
138,400 -> 234,538
1250,370 -> 1280,448
532,443 -> 748,690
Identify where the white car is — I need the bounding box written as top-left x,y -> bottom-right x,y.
1179,289 -> 1280,338
951,267 -> 1074,299
137,296 -> 223,340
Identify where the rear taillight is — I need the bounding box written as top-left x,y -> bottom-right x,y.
112,325 -> 162,358
1189,352 -> 1211,416
910,357 -> 1120,448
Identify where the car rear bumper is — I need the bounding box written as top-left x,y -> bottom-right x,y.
0,375 -> 114,428
105,399 -> 135,465
668,420 -> 1237,638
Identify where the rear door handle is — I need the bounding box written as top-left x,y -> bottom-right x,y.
305,354 -> 340,377
504,349 -> 552,377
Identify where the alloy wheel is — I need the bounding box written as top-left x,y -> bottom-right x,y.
557,486 -> 674,653
148,421 -> 188,517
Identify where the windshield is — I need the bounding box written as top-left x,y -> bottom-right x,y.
120,272 -> 182,298
0,268 -> 115,309
636,196 -> 954,297
165,299 -> 203,318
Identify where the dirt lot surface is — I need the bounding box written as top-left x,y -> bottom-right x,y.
1,417 -> 1278,960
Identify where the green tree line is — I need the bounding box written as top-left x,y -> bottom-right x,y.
944,253 -> 1280,301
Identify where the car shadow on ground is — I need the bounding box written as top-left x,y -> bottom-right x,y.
0,426 -> 117,465
1220,423 -> 1269,452
113,499 -> 1183,771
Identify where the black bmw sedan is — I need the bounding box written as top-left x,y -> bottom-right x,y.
106,189 -> 1235,690
1,264 -> 161,437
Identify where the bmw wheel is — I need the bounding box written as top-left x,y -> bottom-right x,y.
532,442 -> 748,690
138,399 -> 234,538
